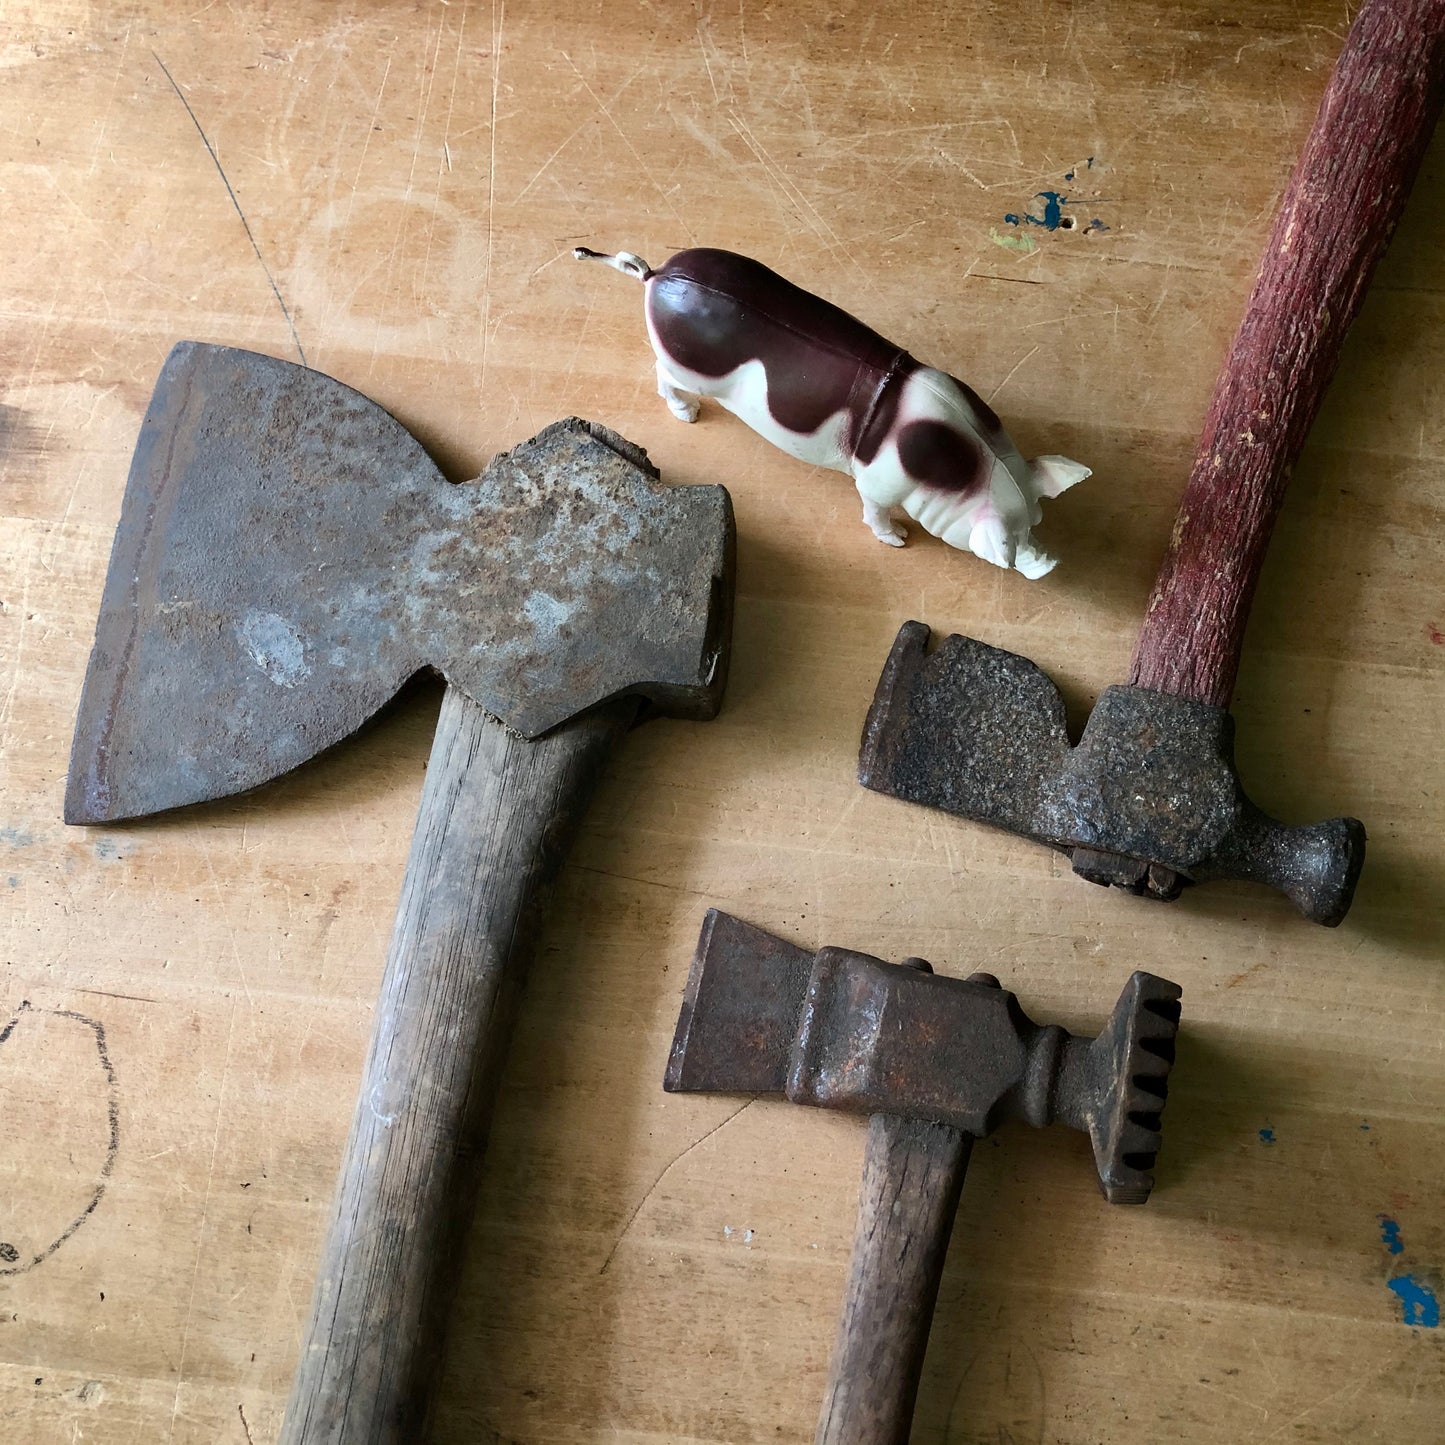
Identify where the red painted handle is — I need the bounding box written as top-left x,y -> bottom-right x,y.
1130,0 -> 1445,706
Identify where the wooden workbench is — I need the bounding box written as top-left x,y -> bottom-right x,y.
3,3 -> 1443,1440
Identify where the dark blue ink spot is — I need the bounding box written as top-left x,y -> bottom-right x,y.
1258,1127 -> 1275,1145
1004,193 -> 1064,229
1388,1275 -> 1440,1328
1359,1121 -> 1371,1131
1035,191 -> 1065,228
1002,191 -> 1109,236
1379,1216 -> 1404,1255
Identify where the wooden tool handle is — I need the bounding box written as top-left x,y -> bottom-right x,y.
279,685 -> 636,1445
815,1114 -> 973,1445
1129,0 -> 1445,706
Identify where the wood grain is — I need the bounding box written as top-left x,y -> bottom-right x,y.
1130,0 -> 1445,704
815,1115 -> 972,1445
3,4 -> 1444,1443
279,689 -> 634,1444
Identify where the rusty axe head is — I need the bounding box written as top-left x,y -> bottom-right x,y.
858,623 -> 1366,926
65,343 -> 734,824
665,910 -> 1182,1204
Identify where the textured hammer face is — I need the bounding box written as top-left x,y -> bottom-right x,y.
858,622 -> 1366,926
65,344 -> 734,825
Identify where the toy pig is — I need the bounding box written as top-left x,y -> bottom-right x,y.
574,246 -> 1088,576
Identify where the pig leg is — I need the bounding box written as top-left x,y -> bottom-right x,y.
861,496 -> 909,547
1013,536 -> 1058,579
656,360 -> 701,423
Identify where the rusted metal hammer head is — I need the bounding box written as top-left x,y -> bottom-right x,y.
858,623 -> 1366,926
665,910 -> 1182,1204
65,342 -> 733,824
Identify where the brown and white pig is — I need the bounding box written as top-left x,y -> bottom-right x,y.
574,246 -> 1088,577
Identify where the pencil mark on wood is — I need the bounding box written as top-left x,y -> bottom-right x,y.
0,1002 -> 121,1276
480,0 -> 505,392
598,1095 -> 756,1274
151,51 -> 308,367
74,986 -> 159,1005
568,861 -> 710,898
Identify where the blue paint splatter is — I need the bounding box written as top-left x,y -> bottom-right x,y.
1258,1127 -> 1275,1145
1380,1217 -> 1404,1255
94,839 -> 119,861
1005,190 -> 1067,229
1388,1276 -> 1440,1328
1002,189 -> 1110,236
0,826 -> 33,848
6,876 -> 17,889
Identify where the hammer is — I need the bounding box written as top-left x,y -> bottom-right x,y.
63,343 -> 735,1442
861,0 -> 1445,925
665,910 -> 1182,1445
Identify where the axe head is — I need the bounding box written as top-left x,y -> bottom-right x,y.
858,622 -> 1366,926
665,910 -> 1183,1205
65,344 -> 734,824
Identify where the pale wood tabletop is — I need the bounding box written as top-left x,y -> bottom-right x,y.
2,2 -> 1443,1441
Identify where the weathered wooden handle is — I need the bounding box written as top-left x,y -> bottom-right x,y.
815,1114 -> 973,1445
1130,0 -> 1445,706
279,685 -> 636,1445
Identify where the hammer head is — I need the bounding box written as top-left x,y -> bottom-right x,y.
858,623 -> 1366,926
65,343 -> 734,824
665,910 -> 1182,1205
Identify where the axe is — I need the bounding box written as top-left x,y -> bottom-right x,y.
861,0 -> 1445,925
666,911 -> 1183,1445
63,342 -> 735,1443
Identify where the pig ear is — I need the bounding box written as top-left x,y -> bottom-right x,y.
1029,456 -> 1091,498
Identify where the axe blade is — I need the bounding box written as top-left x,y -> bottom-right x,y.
664,909 -> 815,1096
65,343 -> 732,825
858,621 -> 1072,844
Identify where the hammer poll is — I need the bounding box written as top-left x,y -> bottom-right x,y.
666,911 -> 1182,1445
862,0 -> 1445,925
64,343 -> 735,1442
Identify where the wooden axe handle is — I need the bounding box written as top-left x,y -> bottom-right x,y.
815,1114 -> 972,1445
279,685 -> 636,1445
1130,0 -> 1445,706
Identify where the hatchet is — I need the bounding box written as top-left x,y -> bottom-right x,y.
64,342 -> 735,1443
666,910 -> 1183,1445
861,0 -> 1445,925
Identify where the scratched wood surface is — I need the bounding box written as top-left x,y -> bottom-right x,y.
2,2 -> 1443,1442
